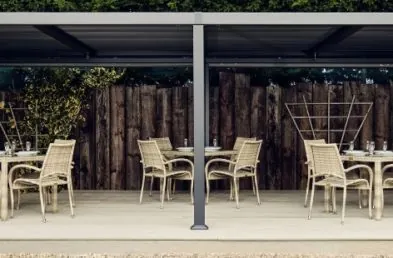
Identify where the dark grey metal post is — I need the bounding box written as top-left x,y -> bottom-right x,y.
204,64 -> 210,145
191,24 -> 208,230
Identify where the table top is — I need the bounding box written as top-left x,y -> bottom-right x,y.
341,154 -> 393,162
0,154 -> 45,162
162,150 -> 238,157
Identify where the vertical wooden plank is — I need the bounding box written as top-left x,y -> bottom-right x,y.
156,87 -> 172,138
359,84 -> 375,150
95,87 -> 110,189
251,86 -> 267,189
140,85 -> 157,140
296,82 -> 313,190
234,73 -> 251,137
110,85 -> 125,190
281,84 -> 297,190
219,71 -> 235,149
329,84 -> 344,144
312,83 -> 329,141
126,86 -> 141,190
172,87 -> 188,147
209,86 -> 220,145
342,81 -> 362,147
266,84 -> 282,190
374,84 -> 390,149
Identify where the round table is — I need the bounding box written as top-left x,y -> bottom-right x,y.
341,154 -> 393,220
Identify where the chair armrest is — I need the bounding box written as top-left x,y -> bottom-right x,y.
205,158 -> 235,171
164,158 -> 194,170
382,164 -> 393,175
9,164 -> 41,186
344,164 -> 373,185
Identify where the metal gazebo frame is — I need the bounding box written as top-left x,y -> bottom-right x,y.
1,12 -> 393,229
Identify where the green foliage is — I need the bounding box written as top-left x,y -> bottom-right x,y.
1,0 -> 392,12
21,67 -> 124,146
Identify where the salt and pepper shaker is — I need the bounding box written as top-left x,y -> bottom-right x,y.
213,138 -> 217,147
184,138 -> 188,147
349,141 -> 354,151
366,140 -> 370,152
11,140 -> 16,155
26,141 -> 31,152
369,141 -> 375,155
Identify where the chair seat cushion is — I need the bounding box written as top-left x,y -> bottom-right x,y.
13,177 -> 68,188
315,177 -> 369,189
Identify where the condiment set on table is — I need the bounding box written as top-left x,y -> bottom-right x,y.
344,140 -> 393,156
0,140 -> 39,157
176,138 -> 222,152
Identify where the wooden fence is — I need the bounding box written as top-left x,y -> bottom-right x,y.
71,71 -> 392,191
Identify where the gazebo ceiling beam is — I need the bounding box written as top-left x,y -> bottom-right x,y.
33,25 -> 97,58
303,26 -> 363,57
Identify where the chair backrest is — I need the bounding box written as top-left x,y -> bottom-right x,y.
40,140 -> 76,179
234,140 -> 263,172
149,137 -> 173,151
310,143 -> 345,179
233,137 -> 257,151
138,140 -> 166,171
304,139 -> 326,165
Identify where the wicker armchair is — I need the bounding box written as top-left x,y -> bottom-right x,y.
378,164 -> 393,213
8,140 -> 76,222
148,137 -> 174,196
303,139 -> 326,207
308,143 -> 373,224
138,140 -> 194,208
205,140 -> 262,208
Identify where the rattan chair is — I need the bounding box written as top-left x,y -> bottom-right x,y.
308,143 -> 373,224
8,140 -> 76,222
303,139 -> 326,207
378,164 -> 393,213
138,140 -> 194,208
148,137 -> 174,196
205,140 -> 262,208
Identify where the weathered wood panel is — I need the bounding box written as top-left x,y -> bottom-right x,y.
296,82 -> 313,189
359,84 -> 375,150
125,86 -> 141,190
281,84 -> 297,189
312,82 -> 329,141
250,86 -> 266,189
266,84 -> 282,189
172,87 -> 188,147
235,73 -> 251,138
188,86 -> 194,146
343,81 -> 361,148
140,85 -> 157,140
95,88 -> 110,189
374,84 -> 390,149
219,72 -> 235,149
156,87 -> 172,138
209,86 -> 220,145
110,86 -> 125,190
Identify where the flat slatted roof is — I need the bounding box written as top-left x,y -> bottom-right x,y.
0,12 -> 393,67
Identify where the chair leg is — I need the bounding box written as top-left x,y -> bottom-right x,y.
331,187 -> 337,214
9,188 -> 14,218
254,175 -> 260,205
251,177 -> 256,195
369,186 -> 373,219
233,177 -> 239,209
229,180 -> 234,201
166,178 -> 171,201
149,176 -> 154,197
341,187 -> 347,225
172,179 -> 176,195
39,186 -> 46,223
190,178 -> 194,204
16,190 -> 21,210
69,178 -> 76,207
160,177 -> 167,209
139,175 -> 146,204
304,177 -> 310,208
205,178 -> 210,204
68,182 -> 75,218
308,178 -> 316,220
358,189 -> 362,209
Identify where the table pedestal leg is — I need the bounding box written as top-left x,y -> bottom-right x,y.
1,162 -> 8,221
324,186 -> 331,212
52,185 -> 58,213
373,161 -> 382,220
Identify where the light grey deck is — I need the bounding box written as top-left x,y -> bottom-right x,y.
2,189 -> 393,242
